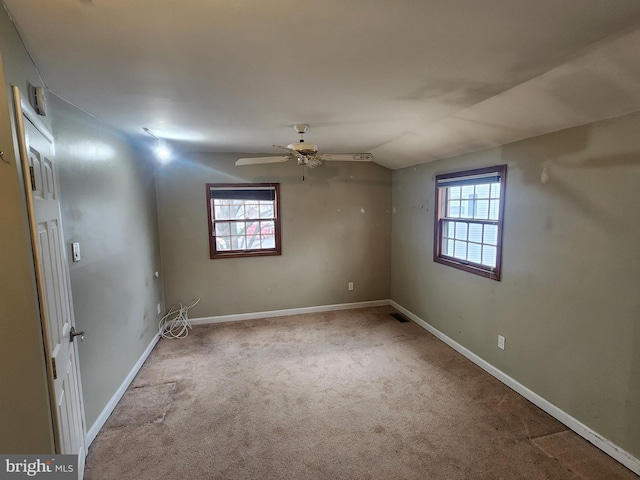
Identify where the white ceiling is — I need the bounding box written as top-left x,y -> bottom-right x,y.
4,0 -> 640,169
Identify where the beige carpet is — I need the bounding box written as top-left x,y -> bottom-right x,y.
85,306 -> 637,479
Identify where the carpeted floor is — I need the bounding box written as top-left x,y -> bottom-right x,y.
85,306 -> 638,479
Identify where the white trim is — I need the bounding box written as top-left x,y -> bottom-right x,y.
86,333 -> 160,446
390,301 -> 640,476
190,300 -> 391,326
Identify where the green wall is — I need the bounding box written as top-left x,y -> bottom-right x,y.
391,111 -> 640,459
51,95 -> 164,428
156,153 -> 391,318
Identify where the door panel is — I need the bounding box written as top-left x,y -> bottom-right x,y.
13,87 -> 86,479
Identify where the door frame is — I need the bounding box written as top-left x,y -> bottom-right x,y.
11,85 -> 87,457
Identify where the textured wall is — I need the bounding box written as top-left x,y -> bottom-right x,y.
156,153 -> 391,318
52,95 -> 164,428
391,112 -> 640,459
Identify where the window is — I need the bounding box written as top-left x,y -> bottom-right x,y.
433,165 -> 506,280
207,183 -> 281,259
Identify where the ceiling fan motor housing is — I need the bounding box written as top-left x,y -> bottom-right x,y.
287,124 -> 317,155
287,141 -> 318,156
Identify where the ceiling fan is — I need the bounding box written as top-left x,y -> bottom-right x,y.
235,124 -> 374,179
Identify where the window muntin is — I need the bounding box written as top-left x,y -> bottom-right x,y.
207,183 -> 281,259
434,165 -> 506,280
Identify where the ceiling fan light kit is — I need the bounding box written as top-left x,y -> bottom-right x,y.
235,124 -> 374,179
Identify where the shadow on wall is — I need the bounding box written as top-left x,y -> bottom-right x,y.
505,122 -> 640,240
508,123 -> 592,186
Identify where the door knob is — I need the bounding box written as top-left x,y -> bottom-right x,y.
70,326 -> 85,342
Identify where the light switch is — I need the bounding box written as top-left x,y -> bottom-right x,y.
72,242 -> 81,262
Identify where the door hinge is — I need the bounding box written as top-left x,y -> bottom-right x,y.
51,357 -> 57,380
29,166 -> 36,191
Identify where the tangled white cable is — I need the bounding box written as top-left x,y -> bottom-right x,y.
159,298 -> 200,339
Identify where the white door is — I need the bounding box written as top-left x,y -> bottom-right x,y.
12,87 -> 86,479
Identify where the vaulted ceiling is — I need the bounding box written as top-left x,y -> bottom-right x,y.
4,0 -> 640,169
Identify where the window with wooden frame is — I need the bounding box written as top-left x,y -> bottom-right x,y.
434,165 -> 507,280
207,183 -> 281,259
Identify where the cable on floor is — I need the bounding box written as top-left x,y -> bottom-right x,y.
159,298 -> 200,339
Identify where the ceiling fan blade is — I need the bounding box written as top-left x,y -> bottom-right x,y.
274,144 -> 304,159
317,153 -> 374,162
306,157 -> 324,168
235,156 -> 290,166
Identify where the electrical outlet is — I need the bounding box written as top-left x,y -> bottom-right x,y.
348,282 -> 354,291
498,335 -> 505,350
157,303 -> 162,315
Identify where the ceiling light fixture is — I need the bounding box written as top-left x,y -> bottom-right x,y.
143,127 -> 173,164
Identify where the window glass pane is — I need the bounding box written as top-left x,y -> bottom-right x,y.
468,223 -> 483,243
461,185 -> 475,198
216,237 -> 231,251
447,200 -> 460,218
260,221 -> 275,235
475,184 -> 490,199
489,200 -> 500,220
228,222 -> 244,235
246,234 -> 261,249
468,243 -> 482,264
215,222 -> 230,236
245,202 -> 260,219
230,204 -> 244,219
482,245 -> 497,267
244,221 -> 260,238
454,240 -> 467,260
261,235 -> 275,248
490,183 -> 500,198
449,186 -> 461,200
475,200 -> 489,219
260,203 -> 274,218
231,235 -> 245,250
443,238 -> 454,256
442,220 -> 454,239
460,201 -> 473,219
454,222 -> 468,240
483,225 -> 498,245
214,204 -> 231,220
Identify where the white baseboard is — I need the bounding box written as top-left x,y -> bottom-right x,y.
86,333 -> 160,447
390,301 -> 640,476
189,299 -> 391,326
